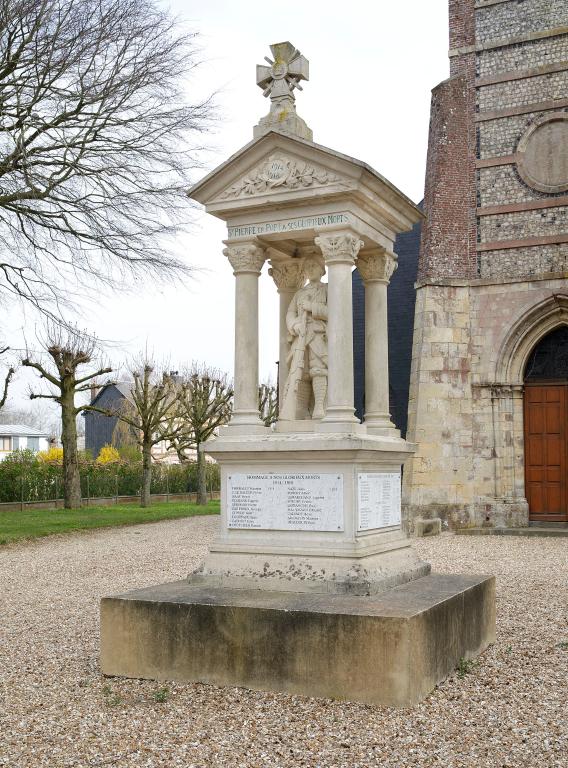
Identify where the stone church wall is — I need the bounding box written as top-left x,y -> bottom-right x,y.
404,0 -> 568,529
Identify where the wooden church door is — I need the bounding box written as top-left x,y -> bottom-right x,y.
523,327 -> 568,523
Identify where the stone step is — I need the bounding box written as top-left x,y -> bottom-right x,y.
455,527 -> 568,537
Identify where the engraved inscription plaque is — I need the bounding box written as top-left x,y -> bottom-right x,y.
227,473 -> 343,531
357,473 -> 401,531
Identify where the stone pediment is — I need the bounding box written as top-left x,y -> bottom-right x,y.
214,152 -> 351,202
189,131 -> 423,235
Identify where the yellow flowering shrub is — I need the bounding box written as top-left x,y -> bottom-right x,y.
96,444 -> 121,464
37,446 -> 64,464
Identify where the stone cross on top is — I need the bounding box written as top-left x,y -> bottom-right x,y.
253,41 -> 313,142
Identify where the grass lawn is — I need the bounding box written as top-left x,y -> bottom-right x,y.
0,500 -> 220,545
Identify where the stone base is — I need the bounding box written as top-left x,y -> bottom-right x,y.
189,544 -> 430,595
404,498 -> 529,531
100,573 -> 495,707
414,517 -> 442,537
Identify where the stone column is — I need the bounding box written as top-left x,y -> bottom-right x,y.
356,248 -> 399,435
268,258 -> 305,406
315,230 -> 363,426
511,385 -> 527,500
224,242 -> 266,431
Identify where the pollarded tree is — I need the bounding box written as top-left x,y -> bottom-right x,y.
0,0 -> 212,316
164,366 -> 233,505
112,362 -> 186,507
22,324 -> 112,508
258,382 -> 278,427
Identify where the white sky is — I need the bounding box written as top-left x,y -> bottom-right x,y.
3,0 -> 449,415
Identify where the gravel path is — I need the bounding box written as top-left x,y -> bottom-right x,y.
1,519 -> 567,768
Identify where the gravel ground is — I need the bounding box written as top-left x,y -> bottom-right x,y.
1,518 -> 567,768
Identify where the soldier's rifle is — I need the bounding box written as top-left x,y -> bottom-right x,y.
280,308 -> 308,420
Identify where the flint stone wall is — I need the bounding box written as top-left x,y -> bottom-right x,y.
475,0 -> 568,44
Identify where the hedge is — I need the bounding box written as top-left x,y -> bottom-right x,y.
0,450 -> 220,503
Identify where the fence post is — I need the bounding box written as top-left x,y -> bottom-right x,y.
55,475 -> 58,509
86,475 -> 90,507
166,464 -> 170,504
115,473 -> 119,505
20,474 -> 24,512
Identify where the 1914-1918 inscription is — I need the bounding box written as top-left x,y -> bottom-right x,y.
227,473 -> 344,531
357,473 -> 401,531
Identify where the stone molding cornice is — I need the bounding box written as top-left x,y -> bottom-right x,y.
476,60 -> 568,88
314,231 -> 364,265
477,234 -> 568,252
449,25 -> 568,58
416,272 -> 568,289
477,196 -> 568,217
475,97 -> 568,123
356,249 -> 398,284
475,0 -> 519,8
224,243 -> 265,275
268,259 -> 306,292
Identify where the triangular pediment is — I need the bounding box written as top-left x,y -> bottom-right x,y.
189,131 -> 423,234
189,132 -> 360,212
214,151 -> 351,202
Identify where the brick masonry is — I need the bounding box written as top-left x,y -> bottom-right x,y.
404,0 -> 568,529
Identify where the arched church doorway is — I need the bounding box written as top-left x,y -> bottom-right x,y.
523,326 -> 568,522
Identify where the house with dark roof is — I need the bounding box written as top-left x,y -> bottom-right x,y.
84,382 -> 134,459
84,382 -> 186,463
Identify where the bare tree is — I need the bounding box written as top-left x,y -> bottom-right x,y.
22,323 -> 112,507
0,0 -> 212,315
2,401 -> 56,431
111,413 -> 140,458
112,362 -> 185,507
258,382 -> 278,427
165,366 -> 232,505
0,345 -> 14,412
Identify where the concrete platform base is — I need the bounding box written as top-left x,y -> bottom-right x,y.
100,573 -> 495,707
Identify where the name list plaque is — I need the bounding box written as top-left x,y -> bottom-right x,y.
357,473 -> 401,531
227,473 -> 344,531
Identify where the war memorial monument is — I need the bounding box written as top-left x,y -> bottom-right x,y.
100,42 -> 495,707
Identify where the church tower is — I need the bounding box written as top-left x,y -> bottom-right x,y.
404,0 -> 568,529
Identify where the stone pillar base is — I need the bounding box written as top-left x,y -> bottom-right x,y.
101,573 -> 495,707
189,544 -> 430,596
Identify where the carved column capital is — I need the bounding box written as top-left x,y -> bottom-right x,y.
268,259 -> 306,293
356,249 -> 398,284
223,243 -> 265,275
314,230 -> 364,265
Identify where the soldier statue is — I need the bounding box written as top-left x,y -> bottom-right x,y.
280,257 -> 328,421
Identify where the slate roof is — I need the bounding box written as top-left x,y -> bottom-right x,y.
0,424 -> 49,437
90,381 -> 134,406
